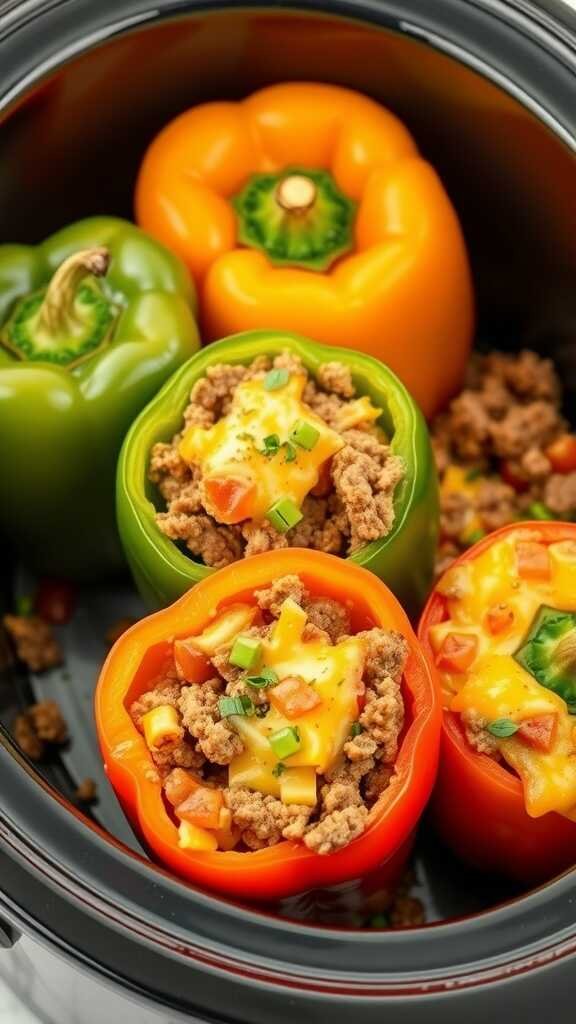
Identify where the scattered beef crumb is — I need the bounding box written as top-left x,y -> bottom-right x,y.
389,896 -> 426,929
3,614 -> 62,672
29,700 -> 68,743
75,778 -> 98,803
14,700 -> 68,760
106,618 -> 137,646
13,712 -> 44,761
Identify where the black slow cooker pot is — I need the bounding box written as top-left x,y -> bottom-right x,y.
1,0 -> 576,1020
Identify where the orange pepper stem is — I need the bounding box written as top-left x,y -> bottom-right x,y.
275,174 -> 317,214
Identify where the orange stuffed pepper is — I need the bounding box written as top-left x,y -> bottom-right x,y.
419,522 -> 576,883
136,82 -> 473,417
96,550 -> 440,903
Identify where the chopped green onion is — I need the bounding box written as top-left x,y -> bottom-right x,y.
369,913 -> 390,929
283,441 -> 297,463
463,528 -> 486,547
229,635 -> 262,670
527,501 -> 555,521
290,419 -> 320,451
272,762 -> 287,777
264,368 -> 290,391
15,594 -> 33,617
487,718 -> 519,738
218,695 -> 255,718
265,496 -> 303,533
245,666 -> 279,689
349,722 -> 363,738
465,466 -> 483,482
260,433 -> 281,457
269,725 -> 301,759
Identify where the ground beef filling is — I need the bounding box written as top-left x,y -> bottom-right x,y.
432,349 -> 574,576
130,576 -> 407,855
150,353 -> 405,568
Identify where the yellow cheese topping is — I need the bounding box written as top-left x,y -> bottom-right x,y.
432,531 -> 576,819
228,598 -> 366,800
179,372 -> 348,522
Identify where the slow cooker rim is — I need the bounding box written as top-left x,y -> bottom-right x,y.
0,0 -> 576,1004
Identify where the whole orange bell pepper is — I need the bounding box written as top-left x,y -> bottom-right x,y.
95,549 -> 441,902
135,82 -> 473,417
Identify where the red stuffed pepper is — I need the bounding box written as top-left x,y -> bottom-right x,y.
419,522 -> 576,883
96,549 -> 440,903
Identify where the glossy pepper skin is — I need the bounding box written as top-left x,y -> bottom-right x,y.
135,82 -> 474,418
418,522 -> 576,884
117,330 -> 438,615
95,549 -> 441,902
0,217 -> 200,579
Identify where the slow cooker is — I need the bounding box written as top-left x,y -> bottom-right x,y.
1,0 -> 576,1020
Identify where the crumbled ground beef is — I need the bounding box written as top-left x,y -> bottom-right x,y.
432,349 -> 570,575
13,712 -> 45,761
460,709 -> 500,759
178,679 -> 243,765
225,787 -> 313,849
389,896 -> 426,929
3,614 -> 62,672
150,353 -> 404,568
75,778 -> 98,803
131,578 -> 407,855
305,805 -> 368,855
15,699 -> 68,760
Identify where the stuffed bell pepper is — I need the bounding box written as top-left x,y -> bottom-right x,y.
0,217 -> 199,579
96,549 -> 440,902
420,522 -> 576,883
117,330 -> 438,615
135,82 -> 473,417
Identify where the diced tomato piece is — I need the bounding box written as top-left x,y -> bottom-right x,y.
311,458 -> 333,498
517,713 -> 558,753
500,460 -> 529,493
176,785 -> 223,830
436,633 -> 478,673
485,603 -> 514,635
173,638 -> 213,683
35,578 -> 76,625
269,676 -> 322,719
516,541 -> 550,580
545,434 -> 576,474
164,768 -> 201,807
204,475 -> 256,524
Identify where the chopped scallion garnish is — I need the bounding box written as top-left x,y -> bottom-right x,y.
245,666 -> 279,689
269,726 -> 301,759
487,718 -> 519,738
264,368 -> 290,391
218,695 -> 255,718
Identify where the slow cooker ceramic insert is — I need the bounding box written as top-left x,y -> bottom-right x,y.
1,1 -> 575,1021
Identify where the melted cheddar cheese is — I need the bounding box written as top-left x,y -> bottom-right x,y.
228,598 -> 365,799
179,372 -> 346,522
431,530 -> 576,819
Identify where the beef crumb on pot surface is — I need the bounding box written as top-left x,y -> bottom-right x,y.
431,349 -> 576,575
129,574 -> 407,855
149,352 -> 405,567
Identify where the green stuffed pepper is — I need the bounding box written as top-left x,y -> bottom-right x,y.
0,217 -> 200,579
117,330 -> 438,616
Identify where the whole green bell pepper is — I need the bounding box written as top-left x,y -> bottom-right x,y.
0,216 -> 200,579
117,330 -> 438,616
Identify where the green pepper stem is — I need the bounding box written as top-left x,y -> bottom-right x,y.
554,632 -> 576,675
38,248 -> 110,336
275,175 -> 317,215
